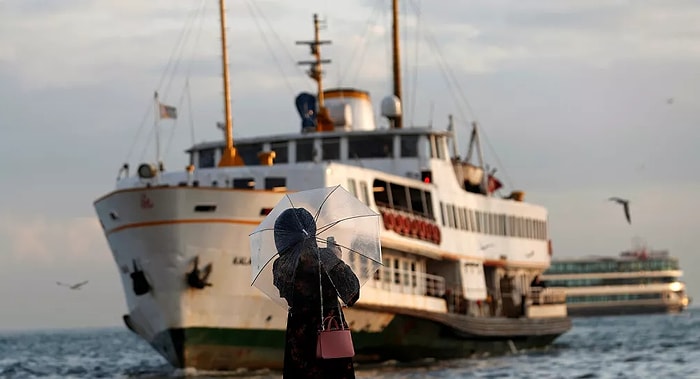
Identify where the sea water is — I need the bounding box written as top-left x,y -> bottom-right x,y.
1,309 -> 698,378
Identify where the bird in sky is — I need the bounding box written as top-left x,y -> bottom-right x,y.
608,197 -> 631,224
667,97 -> 674,105
56,280 -> 89,290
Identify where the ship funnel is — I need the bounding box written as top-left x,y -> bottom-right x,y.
324,88 -> 376,131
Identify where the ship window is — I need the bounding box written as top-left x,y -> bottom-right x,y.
322,137 -> 340,160
271,142 -> 288,164
233,178 -> 255,189
382,257 -> 391,283
296,139 -> 314,162
400,135 -> 419,157
360,181 -> 370,205
458,208 -> 466,230
402,260 -> 410,287
421,137 -> 431,160
410,262 -> 417,287
238,143 -> 263,166
511,216 -> 515,236
349,135 -> 393,158
424,191 -> 434,219
435,136 -> 446,159
265,177 -> 286,191
347,179 -> 357,198
390,183 -> 409,211
447,205 -> 455,228
408,187 -> 424,215
372,180 -> 389,206
440,202 -> 446,226
194,205 -> 217,212
199,148 -> 216,168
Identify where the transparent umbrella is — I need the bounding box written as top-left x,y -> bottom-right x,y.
249,185 -> 382,309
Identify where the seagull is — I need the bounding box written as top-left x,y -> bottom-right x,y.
56,280 -> 89,290
608,197 -> 631,224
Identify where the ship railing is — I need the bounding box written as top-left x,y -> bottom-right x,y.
528,286 -> 567,305
367,265 -> 445,297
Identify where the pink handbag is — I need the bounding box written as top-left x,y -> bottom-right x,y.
316,316 -> 355,359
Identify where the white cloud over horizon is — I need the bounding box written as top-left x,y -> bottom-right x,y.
2,0 -> 700,330
0,215 -> 108,264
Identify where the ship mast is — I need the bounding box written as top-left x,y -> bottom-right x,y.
297,14 -> 333,132
391,0 -> 403,129
217,0 -> 244,167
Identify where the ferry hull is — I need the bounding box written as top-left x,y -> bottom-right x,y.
567,302 -> 688,317
139,315 -> 566,371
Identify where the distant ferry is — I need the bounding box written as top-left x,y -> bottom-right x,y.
541,248 -> 691,317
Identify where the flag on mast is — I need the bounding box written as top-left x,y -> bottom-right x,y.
159,103 -> 178,120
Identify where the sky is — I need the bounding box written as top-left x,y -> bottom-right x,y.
1,0 -> 699,330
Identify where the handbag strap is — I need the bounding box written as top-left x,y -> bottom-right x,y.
317,247 -> 347,331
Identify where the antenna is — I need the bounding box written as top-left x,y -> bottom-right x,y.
296,14 -> 333,132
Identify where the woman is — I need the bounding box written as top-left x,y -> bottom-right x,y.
272,207 -> 360,379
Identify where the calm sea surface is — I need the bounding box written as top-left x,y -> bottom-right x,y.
1,309 -> 699,379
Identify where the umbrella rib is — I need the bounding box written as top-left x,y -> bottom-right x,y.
313,236 -> 383,265
313,185 -> 342,223
248,227 -> 275,237
250,252 -> 280,285
315,213 -> 379,235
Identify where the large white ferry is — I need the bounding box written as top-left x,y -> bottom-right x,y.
93,0 -> 570,370
542,247 -> 691,317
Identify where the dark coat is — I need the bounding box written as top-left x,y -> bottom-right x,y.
271,208 -> 360,379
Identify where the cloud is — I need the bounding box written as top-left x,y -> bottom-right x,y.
0,215 -> 109,264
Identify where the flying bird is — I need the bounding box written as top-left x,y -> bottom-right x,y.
56,280 -> 89,290
608,197 -> 631,224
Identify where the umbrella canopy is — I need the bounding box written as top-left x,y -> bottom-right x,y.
250,185 -> 382,309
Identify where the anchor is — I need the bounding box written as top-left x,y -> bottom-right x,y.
130,259 -> 151,296
186,256 -> 213,289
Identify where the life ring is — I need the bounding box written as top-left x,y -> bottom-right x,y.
399,216 -> 411,235
426,224 -> 436,244
382,212 -> 395,230
410,218 -> 421,236
418,221 -> 428,239
433,225 -> 442,244
393,215 -> 405,234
